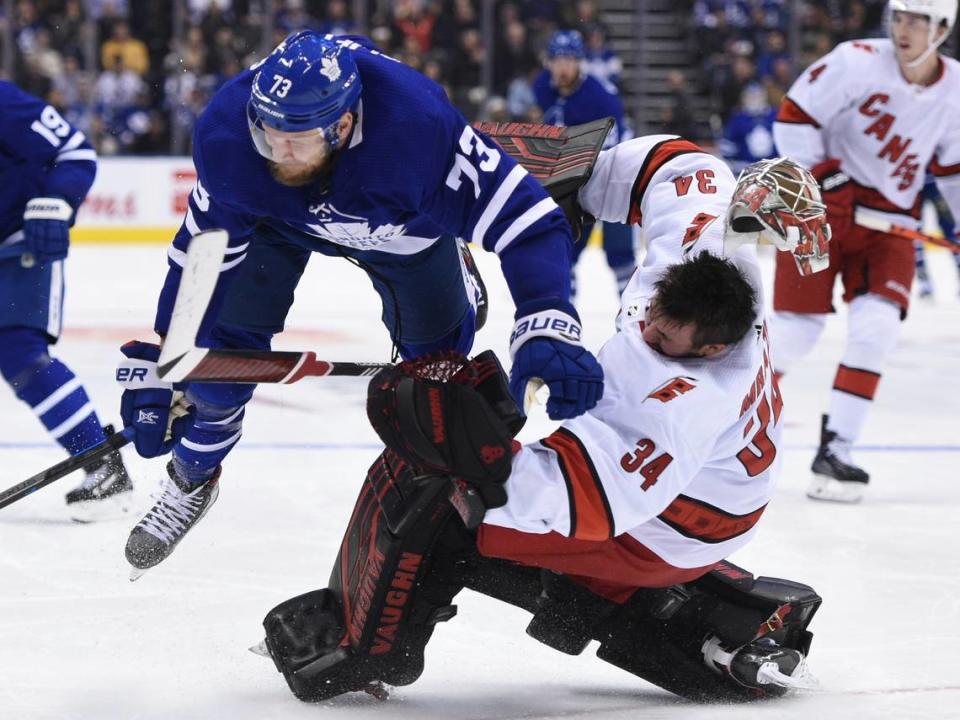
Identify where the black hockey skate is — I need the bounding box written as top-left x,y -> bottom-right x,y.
65,426 -> 134,522
457,238 -> 488,330
808,414 -> 869,503
125,461 -> 220,580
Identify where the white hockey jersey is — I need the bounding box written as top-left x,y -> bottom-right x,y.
773,39 -> 960,227
485,136 -> 783,569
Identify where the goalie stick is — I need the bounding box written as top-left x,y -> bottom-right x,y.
855,209 -> 960,253
0,426 -> 134,510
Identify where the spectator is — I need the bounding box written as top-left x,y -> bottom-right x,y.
659,70 -> 698,139
507,69 -> 539,120
719,82 -> 777,172
24,27 -> 64,81
95,54 -> 144,147
49,0 -> 88,66
100,21 -> 149,75
493,20 -> 538,94
276,0 -> 319,34
716,52 -> 756,121
433,0 -> 478,53
392,0 -> 437,53
13,0 -> 44,57
318,0 -> 356,36
582,22 -> 622,91
756,29 -> 789,79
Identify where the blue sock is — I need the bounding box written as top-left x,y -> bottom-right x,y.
13,356 -> 105,455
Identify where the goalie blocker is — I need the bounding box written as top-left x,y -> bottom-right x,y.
257,352 -> 820,702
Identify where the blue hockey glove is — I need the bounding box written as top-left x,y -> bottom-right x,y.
508,300 -> 604,420
116,341 -> 196,458
22,197 -> 73,264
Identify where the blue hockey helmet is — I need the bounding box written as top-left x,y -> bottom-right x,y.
247,31 -> 362,158
546,30 -> 586,60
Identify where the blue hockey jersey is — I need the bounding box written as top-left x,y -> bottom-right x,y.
0,82 -> 97,244
533,70 -> 628,149
719,108 -> 777,173
156,36 -> 575,335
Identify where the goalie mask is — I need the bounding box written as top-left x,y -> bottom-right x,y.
724,158 -> 831,276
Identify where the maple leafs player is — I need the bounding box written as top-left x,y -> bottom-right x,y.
534,29 -> 635,296
253,140 -> 826,703
0,81 -> 133,521
771,0 -> 960,502
115,32 -> 603,577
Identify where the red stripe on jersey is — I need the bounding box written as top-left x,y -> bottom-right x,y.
853,182 -> 923,219
833,364 -> 881,400
541,427 -> 614,541
627,138 -> 703,225
657,494 -> 766,544
930,156 -> 960,178
776,97 -> 821,127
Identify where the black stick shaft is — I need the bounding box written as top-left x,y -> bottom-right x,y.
0,427 -> 134,510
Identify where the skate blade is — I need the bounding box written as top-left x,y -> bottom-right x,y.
248,639 -> 271,657
806,475 -> 864,503
363,681 -> 390,701
68,490 -> 135,523
129,566 -> 149,582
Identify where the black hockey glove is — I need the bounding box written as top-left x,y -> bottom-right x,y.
367,350 -> 523,507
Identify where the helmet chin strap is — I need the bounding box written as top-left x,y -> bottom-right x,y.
901,21 -> 948,70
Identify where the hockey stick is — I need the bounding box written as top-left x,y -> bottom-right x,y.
0,426 -> 134,510
156,230 -> 546,410
854,210 -> 960,253
154,229 -> 393,383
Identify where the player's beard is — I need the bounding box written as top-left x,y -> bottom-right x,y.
268,157 -> 331,187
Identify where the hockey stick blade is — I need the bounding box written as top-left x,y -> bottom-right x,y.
173,348 -> 391,384
0,427 -> 134,510
854,210 -> 960,253
158,229 -> 230,382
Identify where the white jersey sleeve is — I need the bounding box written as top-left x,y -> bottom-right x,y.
931,123 -> 960,222
579,135 -> 736,266
773,42 -> 870,168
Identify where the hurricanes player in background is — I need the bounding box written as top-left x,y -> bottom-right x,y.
772,0 -> 960,502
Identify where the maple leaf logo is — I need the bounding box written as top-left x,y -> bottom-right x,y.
320,57 -> 341,82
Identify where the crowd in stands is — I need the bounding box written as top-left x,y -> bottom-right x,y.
8,0 -> 942,163
681,0 -> 891,166
2,0 -> 627,155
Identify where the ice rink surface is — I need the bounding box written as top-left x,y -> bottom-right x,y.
1,243 -> 958,720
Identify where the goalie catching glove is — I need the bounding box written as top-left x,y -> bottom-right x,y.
366,350 -> 523,510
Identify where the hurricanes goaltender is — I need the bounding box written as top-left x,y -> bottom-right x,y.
253,134 -> 828,703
